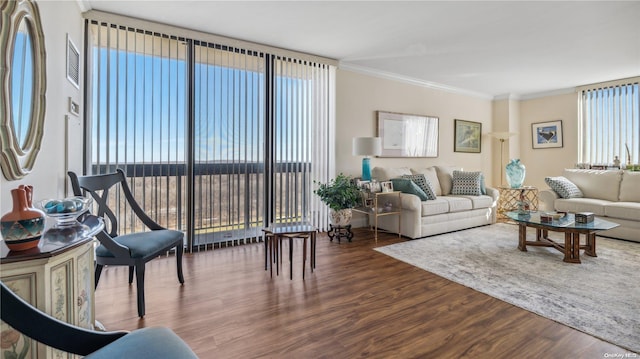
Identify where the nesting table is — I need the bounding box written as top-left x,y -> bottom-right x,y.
262,223 -> 317,279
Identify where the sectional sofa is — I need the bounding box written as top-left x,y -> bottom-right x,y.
370,166 -> 498,239
539,169 -> 640,242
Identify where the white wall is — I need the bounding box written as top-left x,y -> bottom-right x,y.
1,1 -> 84,214
336,69 -> 494,182
519,92 -> 579,189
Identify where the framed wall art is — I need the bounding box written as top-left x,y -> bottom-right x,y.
454,119 -> 481,153
377,111 -> 439,157
532,120 -> 563,149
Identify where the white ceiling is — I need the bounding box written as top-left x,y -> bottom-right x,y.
80,1 -> 640,99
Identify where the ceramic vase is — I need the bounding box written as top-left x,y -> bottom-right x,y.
506,159 -> 526,188
329,208 -> 352,226
1,185 -> 46,251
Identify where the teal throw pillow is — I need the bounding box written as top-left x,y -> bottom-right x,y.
401,174 -> 437,200
390,178 -> 428,201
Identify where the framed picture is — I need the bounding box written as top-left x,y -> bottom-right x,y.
377,111 -> 439,157
366,181 -> 382,193
532,120 -> 563,149
380,181 -> 394,192
454,119 -> 481,153
356,179 -> 370,189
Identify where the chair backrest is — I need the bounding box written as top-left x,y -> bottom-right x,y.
68,169 -> 164,238
0,281 -> 127,355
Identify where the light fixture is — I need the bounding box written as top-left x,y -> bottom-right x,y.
352,137 -> 382,181
488,132 -> 518,187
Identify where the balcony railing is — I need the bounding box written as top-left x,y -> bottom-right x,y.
91,162 -> 310,249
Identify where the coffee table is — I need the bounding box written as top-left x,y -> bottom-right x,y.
505,211 -> 619,263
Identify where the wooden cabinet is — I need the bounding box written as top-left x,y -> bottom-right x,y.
1,216 -> 103,359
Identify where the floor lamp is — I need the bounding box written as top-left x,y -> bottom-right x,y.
488,132 -> 517,187
353,137 -> 382,181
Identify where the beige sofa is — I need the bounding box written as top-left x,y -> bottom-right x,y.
370,166 -> 498,239
539,169 -> 640,242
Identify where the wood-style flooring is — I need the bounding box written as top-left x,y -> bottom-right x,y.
94,227 -> 629,358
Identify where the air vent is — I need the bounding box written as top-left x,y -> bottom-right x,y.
67,34 -> 79,88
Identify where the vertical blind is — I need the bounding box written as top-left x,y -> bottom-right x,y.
579,80 -> 640,166
86,19 -> 335,248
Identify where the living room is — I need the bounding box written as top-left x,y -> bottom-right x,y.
1,1 -> 638,358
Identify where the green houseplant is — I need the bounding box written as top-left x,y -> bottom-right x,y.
313,174 -> 361,226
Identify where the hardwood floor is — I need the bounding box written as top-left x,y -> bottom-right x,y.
95,228 -> 628,358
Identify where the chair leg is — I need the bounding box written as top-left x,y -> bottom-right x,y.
128,266 -> 134,284
95,264 -> 104,289
135,264 -> 145,317
176,244 -> 185,284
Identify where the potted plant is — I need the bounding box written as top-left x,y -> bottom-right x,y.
313,173 -> 361,226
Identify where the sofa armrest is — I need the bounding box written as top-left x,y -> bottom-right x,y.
539,189 -> 559,211
485,187 -> 499,202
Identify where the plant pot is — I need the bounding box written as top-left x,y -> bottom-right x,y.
329,208 -> 352,226
1,186 -> 45,251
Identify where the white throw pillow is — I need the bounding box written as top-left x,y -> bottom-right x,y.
371,167 -> 411,181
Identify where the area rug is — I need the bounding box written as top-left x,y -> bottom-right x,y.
375,223 -> 640,353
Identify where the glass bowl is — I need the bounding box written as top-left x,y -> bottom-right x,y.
38,197 -> 92,227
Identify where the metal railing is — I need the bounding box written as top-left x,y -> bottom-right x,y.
91,162 -> 310,249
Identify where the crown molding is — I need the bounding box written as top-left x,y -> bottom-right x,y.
338,63 -> 493,100
518,87 -> 576,100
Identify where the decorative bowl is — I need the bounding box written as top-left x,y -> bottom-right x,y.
546,212 -> 566,220
38,197 -> 92,227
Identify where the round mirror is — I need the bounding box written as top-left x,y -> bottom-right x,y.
1,0 -> 47,180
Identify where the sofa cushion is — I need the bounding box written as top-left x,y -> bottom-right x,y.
453,195 -> 494,209
390,178 -> 428,201
619,171 -> 640,202
401,174 -> 437,200
410,167 -> 442,196
554,198 -> 609,216
372,167 -> 411,181
434,166 -> 461,195
441,196 -> 472,212
563,169 -> 622,201
420,198 -> 450,216
451,170 -> 482,196
545,176 -> 583,198
604,202 -> 640,221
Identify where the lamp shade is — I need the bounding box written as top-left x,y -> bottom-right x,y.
352,137 -> 382,156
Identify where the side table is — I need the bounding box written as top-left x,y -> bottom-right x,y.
498,186 -> 539,219
352,191 -> 402,242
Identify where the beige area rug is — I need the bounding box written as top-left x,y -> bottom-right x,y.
375,223 -> 640,353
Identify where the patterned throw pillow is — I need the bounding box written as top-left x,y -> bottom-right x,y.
545,176 -> 583,198
401,174 -> 437,200
390,178 -> 428,201
451,170 -> 482,196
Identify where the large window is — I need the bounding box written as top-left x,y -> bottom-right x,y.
579,79 -> 639,166
86,18 -> 335,249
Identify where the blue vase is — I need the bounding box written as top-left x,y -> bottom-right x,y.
506,159 -> 526,188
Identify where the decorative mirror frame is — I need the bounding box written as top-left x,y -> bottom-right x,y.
1,0 -> 47,180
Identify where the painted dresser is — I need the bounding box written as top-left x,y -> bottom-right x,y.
1,215 -> 103,359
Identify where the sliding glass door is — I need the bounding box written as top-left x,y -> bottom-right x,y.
85,20 -> 334,249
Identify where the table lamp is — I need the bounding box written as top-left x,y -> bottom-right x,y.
353,137 -> 382,181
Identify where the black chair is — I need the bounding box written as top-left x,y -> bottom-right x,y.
68,169 -> 184,317
0,281 -> 198,358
